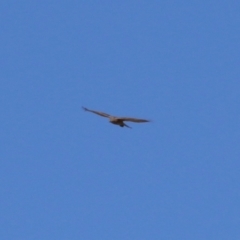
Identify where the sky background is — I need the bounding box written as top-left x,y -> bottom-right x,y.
1,1 -> 240,239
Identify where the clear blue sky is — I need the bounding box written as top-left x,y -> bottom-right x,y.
1,1 -> 239,239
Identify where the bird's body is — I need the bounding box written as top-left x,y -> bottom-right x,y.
82,107 -> 150,128
109,117 -> 130,128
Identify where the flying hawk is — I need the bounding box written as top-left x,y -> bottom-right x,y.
82,106 -> 150,128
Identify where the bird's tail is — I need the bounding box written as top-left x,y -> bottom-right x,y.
123,123 -> 132,128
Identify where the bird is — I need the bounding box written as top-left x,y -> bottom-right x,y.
82,106 -> 150,128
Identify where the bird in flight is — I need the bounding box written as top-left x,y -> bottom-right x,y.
82,106 -> 150,128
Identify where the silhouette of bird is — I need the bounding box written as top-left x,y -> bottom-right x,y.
82,106 -> 150,128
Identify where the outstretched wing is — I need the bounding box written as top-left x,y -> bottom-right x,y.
118,117 -> 150,123
82,106 -> 111,118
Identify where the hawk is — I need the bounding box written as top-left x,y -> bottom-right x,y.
82,106 -> 150,128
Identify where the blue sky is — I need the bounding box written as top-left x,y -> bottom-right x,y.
1,1 -> 240,239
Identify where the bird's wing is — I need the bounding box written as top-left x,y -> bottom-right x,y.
82,106 -> 111,118
118,117 -> 150,123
